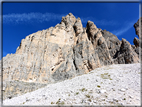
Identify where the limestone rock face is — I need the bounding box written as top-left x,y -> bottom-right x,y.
133,37 -> 140,48
114,38 -> 139,64
1,13 -> 140,99
133,18 -> 142,59
3,13 -> 140,83
101,30 -> 121,58
134,17 -> 142,38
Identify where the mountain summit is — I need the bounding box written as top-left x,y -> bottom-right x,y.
1,13 -> 140,99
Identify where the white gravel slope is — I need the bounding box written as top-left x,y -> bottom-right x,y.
3,63 -> 141,106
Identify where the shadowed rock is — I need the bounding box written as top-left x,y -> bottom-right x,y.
133,18 -> 142,60
134,17 -> 142,38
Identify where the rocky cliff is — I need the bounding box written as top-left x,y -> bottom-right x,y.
134,17 -> 142,39
133,17 -> 142,60
1,13 -> 140,99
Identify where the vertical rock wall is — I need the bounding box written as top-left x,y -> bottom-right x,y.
1,13 -> 140,99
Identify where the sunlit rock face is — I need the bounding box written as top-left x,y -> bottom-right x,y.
1,13 -> 140,99
133,17 -> 142,60
2,13 -> 140,84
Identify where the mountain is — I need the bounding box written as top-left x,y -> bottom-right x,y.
1,13 -> 140,99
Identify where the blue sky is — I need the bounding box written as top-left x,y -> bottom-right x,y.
2,2 -> 139,57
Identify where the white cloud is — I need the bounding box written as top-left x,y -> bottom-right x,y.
3,12 -> 66,24
111,20 -> 136,36
3,12 -> 119,26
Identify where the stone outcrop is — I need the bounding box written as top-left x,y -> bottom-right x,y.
134,17 -> 142,39
114,38 -> 139,64
1,13 -> 140,99
133,17 -> 142,60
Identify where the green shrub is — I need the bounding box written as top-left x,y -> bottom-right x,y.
80,88 -> 87,92
56,101 -> 59,104
97,85 -> 101,88
101,73 -> 112,80
88,98 -> 91,102
85,94 -> 90,98
76,92 -> 79,95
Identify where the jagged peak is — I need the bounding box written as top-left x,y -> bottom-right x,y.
61,13 -> 76,26
86,20 -> 97,29
121,38 -> 128,44
68,12 -> 75,17
121,38 -> 132,50
134,17 -> 142,38
133,37 -> 139,47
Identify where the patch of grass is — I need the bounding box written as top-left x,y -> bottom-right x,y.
88,98 -> 91,102
97,85 -> 101,88
85,94 -> 90,98
101,73 -> 112,80
56,98 -> 61,104
56,101 -> 59,104
87,79 -> 89,80
51,102 -> 54,104
123,98 -> 126,100
56,98 -> 65,105
75,92 -> 79,95
109,101 -> 115,104
56,101 -> 65,105
80,88 -> 87,92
